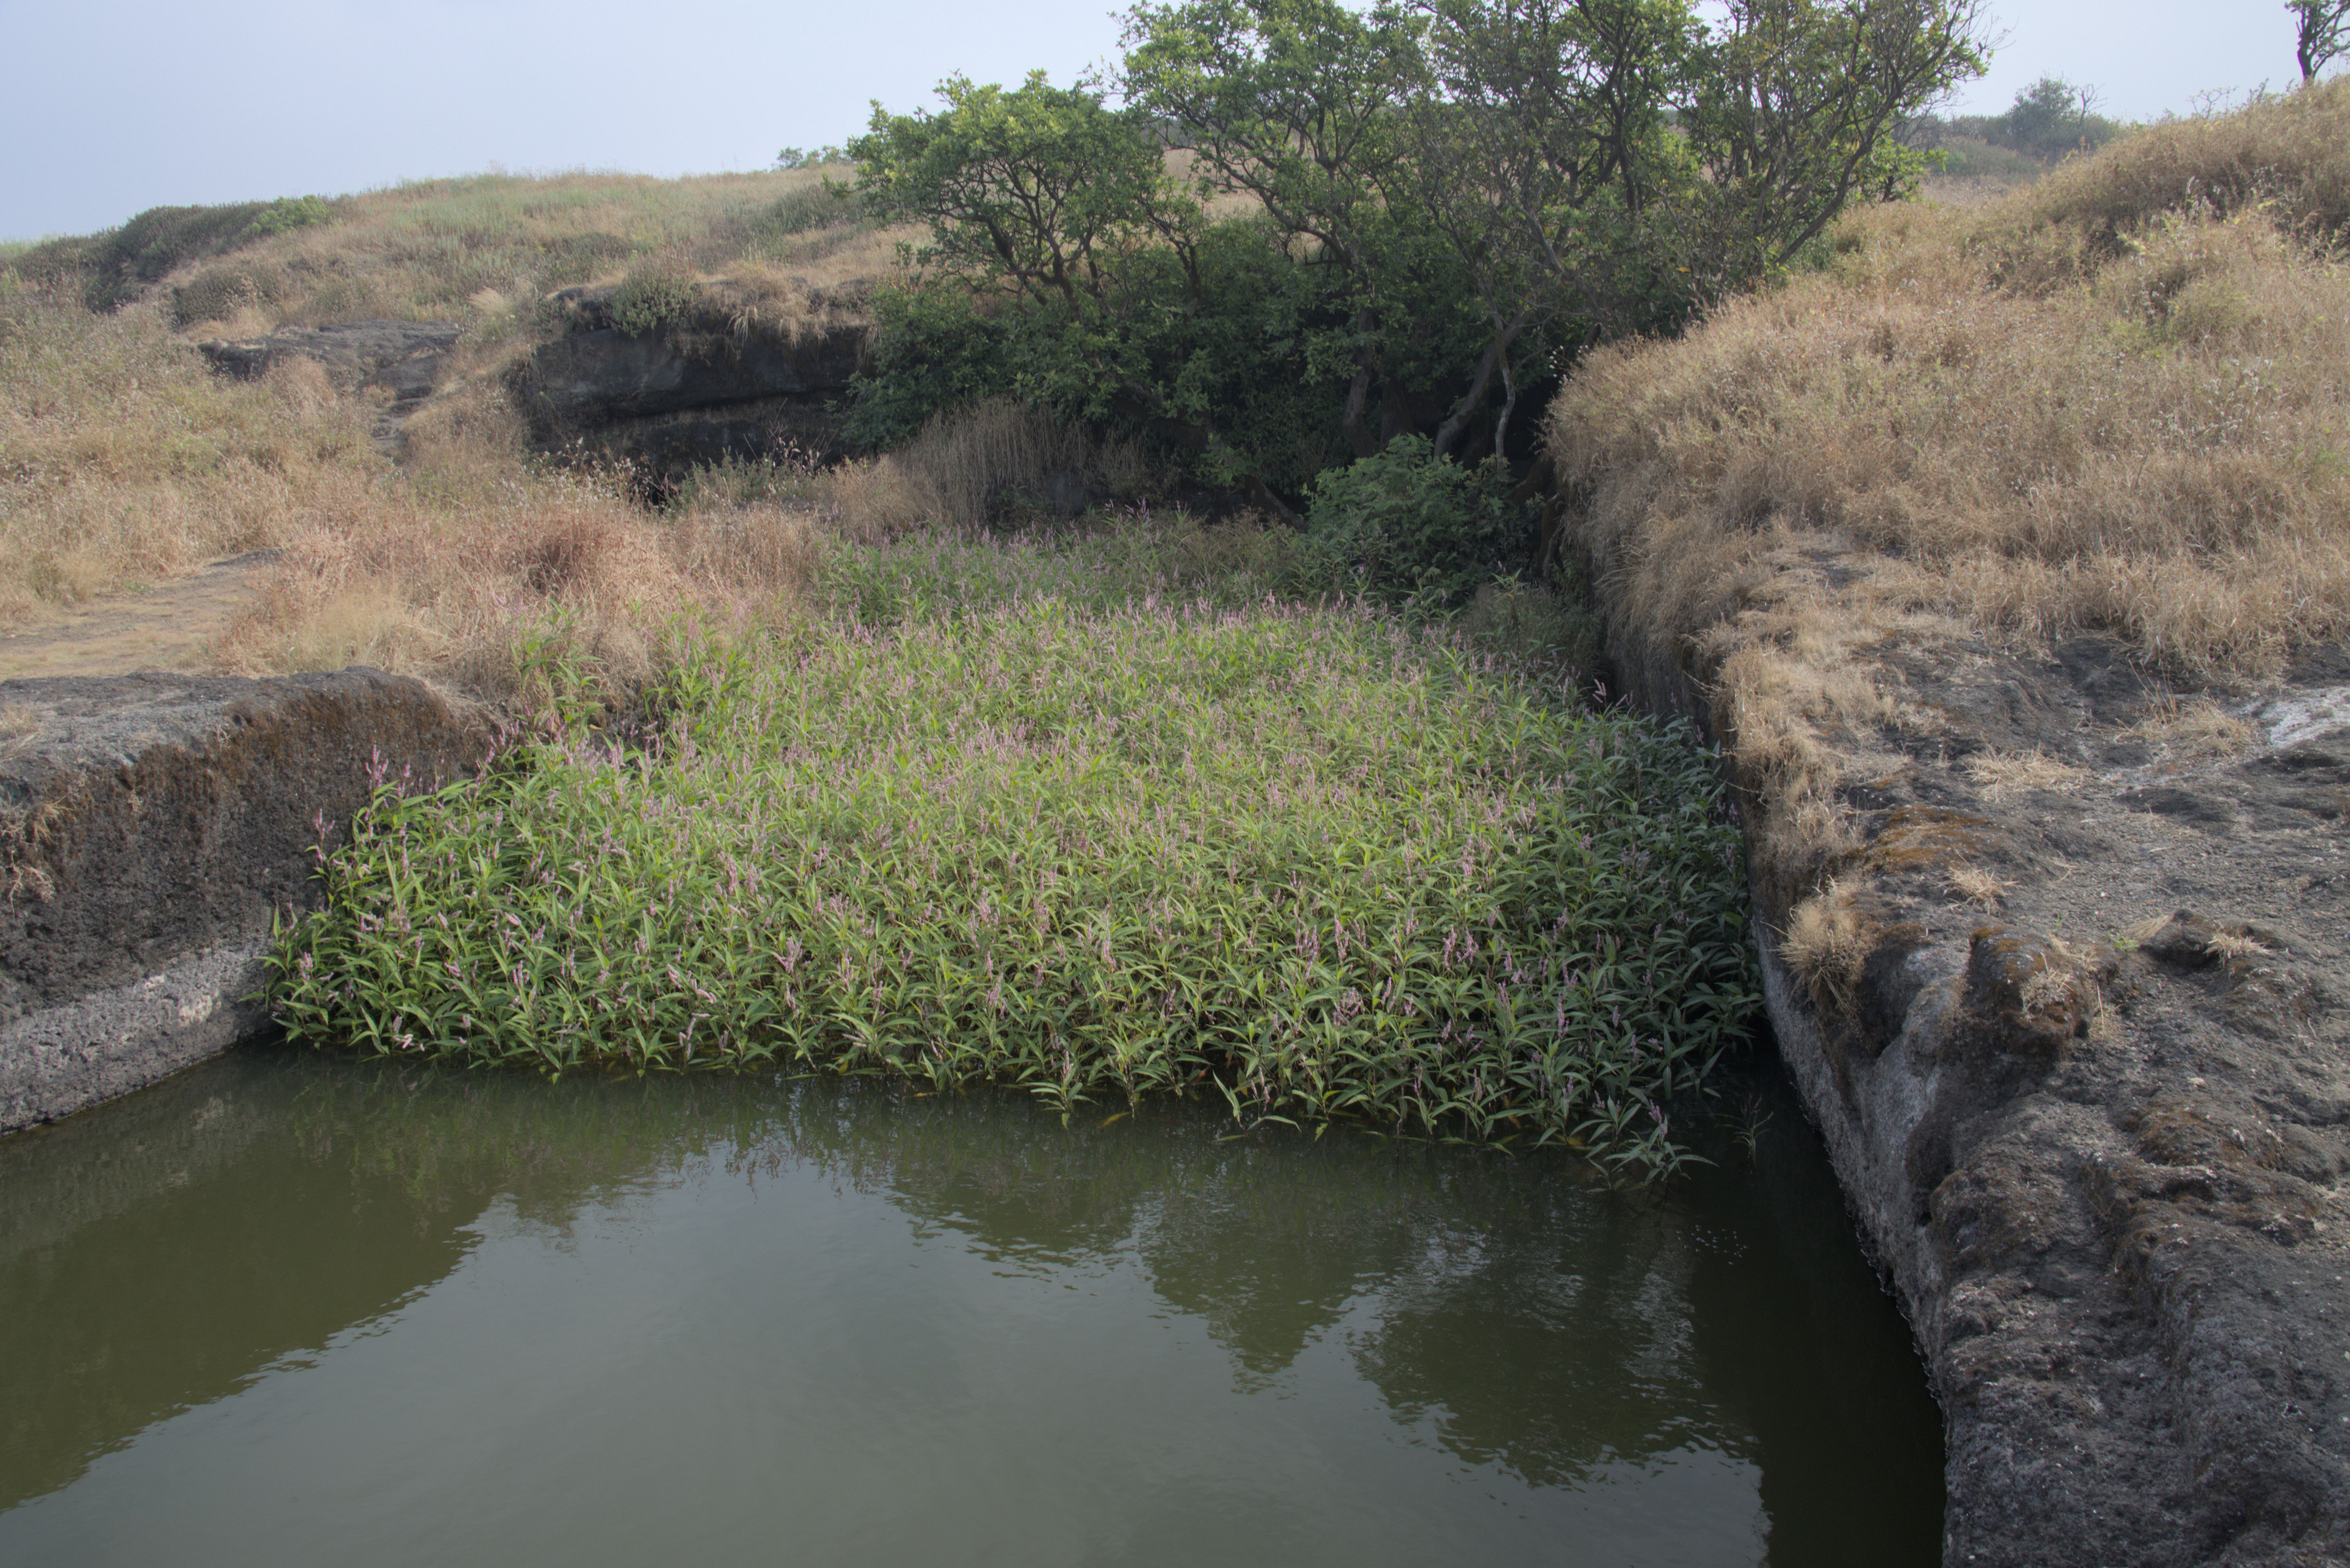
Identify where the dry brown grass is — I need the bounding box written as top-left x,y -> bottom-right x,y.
214,473 -> 849,711
4,253 -> 1141,708
2024,82 -> 2350,246
1777,879 -> 1874,1007
2206,929 -> 2273,964
210,394 -> 1162,709
1547,78 -> 2350,910
0,293 -> 384,619
2122,697 -> 2257,760
144,167 -> 912,339
1946,863 -> 2010,907
831,398 -> 1155,532
0,164 -> 933,691
1964,750 -> 2091,800
1554,194 -> 2350,684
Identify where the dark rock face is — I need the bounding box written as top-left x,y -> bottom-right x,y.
1600,606 -> 2350,1565
198,319 -> 463,418
516,318 -> 865,426
0,671 -> 487,1132
510,286 -> 871,496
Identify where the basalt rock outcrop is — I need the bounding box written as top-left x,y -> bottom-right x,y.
510,284 -> 873,497
1586,559 -> 2350,1566
199,319 -> 464,449
0,671 -> 487,1133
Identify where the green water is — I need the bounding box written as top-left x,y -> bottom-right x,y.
0,1046 -> 1940,1566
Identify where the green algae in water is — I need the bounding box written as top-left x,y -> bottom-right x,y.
270,599 -> 1758,1174
0,1046 -> 1940,1566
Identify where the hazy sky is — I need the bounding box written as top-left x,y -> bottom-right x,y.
0,0 -> 2320,242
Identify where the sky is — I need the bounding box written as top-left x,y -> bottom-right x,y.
0,0 -> 2322,243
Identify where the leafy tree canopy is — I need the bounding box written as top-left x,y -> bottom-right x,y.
847,0 -> 1989,497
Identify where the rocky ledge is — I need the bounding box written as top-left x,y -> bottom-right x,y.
0,671 -> 486,1133
1619,612 -> 2350,1566
509,284 -> 873,497
199,319 -> 462,414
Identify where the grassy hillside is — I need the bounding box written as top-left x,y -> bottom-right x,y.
1546,76 -> 2350,898
0,166 -> 942,698
9,168 -> 904,334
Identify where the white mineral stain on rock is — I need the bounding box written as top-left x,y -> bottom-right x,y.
2259,686 -> 2350,750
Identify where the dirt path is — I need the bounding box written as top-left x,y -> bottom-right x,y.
0,553 -> 270,681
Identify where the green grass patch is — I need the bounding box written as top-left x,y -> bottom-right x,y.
269,590 -> 1756,1174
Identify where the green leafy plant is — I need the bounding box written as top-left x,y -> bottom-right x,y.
1304,434 -> 1536,608
609,258 -> 704,335
269,590 -> 1758,1178
248,195 -> 334,237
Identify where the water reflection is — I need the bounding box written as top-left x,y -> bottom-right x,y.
0,1045 -> 1940,1565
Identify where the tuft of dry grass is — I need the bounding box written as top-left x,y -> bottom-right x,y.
1965,750 -> 2091,800
1777,879 -> 1874,1009
1946,863 -> 2010,907
2018,936 -> 2090,1017
2122,697 -> 2256,760
2206,929 -> 2272,964
833,398 -> 1155,532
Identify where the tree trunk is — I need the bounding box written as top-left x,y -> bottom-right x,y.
1340,305 -> 1382,458
1432,334 -> 1504,459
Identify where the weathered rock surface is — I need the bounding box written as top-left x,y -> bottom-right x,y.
0,671 -> 486,1133
511,285 -> 871,495
516,290 -> 867,425
1615,616 -> 2350,1566
198,319 -> 463,416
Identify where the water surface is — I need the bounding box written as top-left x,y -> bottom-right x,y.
0,1046 -> 1940,1566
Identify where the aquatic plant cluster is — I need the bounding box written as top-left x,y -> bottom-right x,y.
270,596 -> 1757,1172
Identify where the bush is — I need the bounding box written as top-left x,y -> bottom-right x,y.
24,199 -> 337,313
268,597 -> 1759,1175
171,262 -> 289,327
248,194 -> 334,238
843,283 -> 1017,452
609,258 -> 704,335
760,181 -> 864,237
1304,435 -> 1538,609
844,219 -> 1495,496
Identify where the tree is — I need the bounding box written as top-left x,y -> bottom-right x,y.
2291,0 -> 2349,80
853,72 -> 1354,506
845,0 -> 1988,493
1121,0 -> 1440,456
1673,0 -> 1990,289
1992,76 -> 2109,158
850,73 -> 1188,313
1406,0 -> 1698,457
1403,0 -> 1985,454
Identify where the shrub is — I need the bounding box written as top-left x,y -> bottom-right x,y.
609,258 -> 704,335
171,262 -> 289,327
843,283 -> 1017,452
1304,435 -> 1537,609
774,145 -> 850,171
267,597 -> 1759,1175
30,200 -> 333,313
760,180 -> 864,237
248,194 -> 334,237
